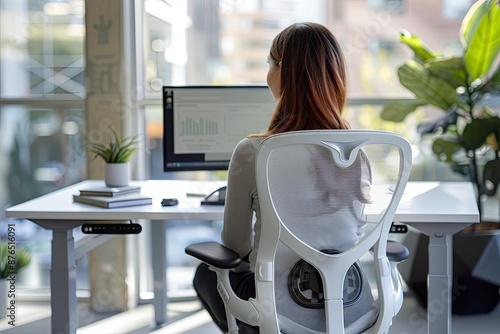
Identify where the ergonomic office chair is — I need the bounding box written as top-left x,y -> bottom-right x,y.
186,130 -> 412,333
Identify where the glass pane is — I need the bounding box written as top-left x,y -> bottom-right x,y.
0,105 -> 86,290
0,0 -> 85,98
143,0 -> 473,98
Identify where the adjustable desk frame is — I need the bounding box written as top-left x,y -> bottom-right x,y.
5,180 -> 479,334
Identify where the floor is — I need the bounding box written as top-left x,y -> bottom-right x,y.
0,292 -> 499,334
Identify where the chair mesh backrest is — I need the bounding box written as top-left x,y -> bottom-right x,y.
255,130 -> 411,333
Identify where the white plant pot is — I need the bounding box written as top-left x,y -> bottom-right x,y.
104,162 -> 130,187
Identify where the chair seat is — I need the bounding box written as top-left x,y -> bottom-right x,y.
278,306 -> 379,334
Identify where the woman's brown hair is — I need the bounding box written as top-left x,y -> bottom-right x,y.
255,22 -> 349,137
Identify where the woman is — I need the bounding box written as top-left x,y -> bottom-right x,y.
193,22 -> 374,333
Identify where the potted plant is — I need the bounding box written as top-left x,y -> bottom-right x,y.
380,0 -> 500,220
381,0 -> 500,315
87,127 -> 142,187
0,241 -> 31,318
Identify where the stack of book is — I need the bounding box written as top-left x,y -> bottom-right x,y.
73,185 -> 152,208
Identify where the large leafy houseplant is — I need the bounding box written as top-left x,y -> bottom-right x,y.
381,0 -> 500,218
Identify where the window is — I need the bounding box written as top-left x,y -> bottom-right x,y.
0,0 -> 85,98
142,0 -> 478,174
0,0 -> 86,293
143,0 -> 473,94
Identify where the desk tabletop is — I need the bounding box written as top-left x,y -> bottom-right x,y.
367,181 -> 479,224
5,179 -> 226,221
5,180 -> 479,224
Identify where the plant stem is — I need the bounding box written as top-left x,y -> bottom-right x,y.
469,151 -> 482,220
463,82 -> 483,220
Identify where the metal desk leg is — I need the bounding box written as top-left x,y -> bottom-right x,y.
51,227 -> 77,334
34,220 -> 85,334
427,233 -> 452,334
408,222 -> 473,334
151,220 -> 167,326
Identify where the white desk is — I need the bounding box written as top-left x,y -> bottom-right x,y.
5,180 -> 479,334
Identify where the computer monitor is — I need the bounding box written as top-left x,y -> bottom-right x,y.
163,85 -> 277,171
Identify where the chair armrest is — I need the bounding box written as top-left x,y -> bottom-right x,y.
386,240 -> 409,262
185,241 -> 242,269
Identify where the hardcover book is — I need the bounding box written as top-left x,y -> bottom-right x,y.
73,193 -> 152,208
78,185 -> 141,197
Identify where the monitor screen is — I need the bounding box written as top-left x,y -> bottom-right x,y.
163,85 -> 277,171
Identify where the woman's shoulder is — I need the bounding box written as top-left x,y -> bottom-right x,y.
229,137 -> 265,165
235,136 -> 265,151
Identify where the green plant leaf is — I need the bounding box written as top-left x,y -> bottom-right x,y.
399,30 -> 437,63
483,156 -> 500,196
463,0 -> 500,83
110,127 -> 122,147
426,57 -> 468,88
432,137 -> 462,162
116,148 -> 139,162
460,0 -> 490,46
86,128 -> 142,163
0,242 -> 31,278
451,163 -> 472,177
488,66 -> 500,89
0,245 -> 6,277
380,100 -> 427,122
398,60 -> 461,110
493,66 -> 500,81
462,116 -> 500,151
417,107 -> 458,134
